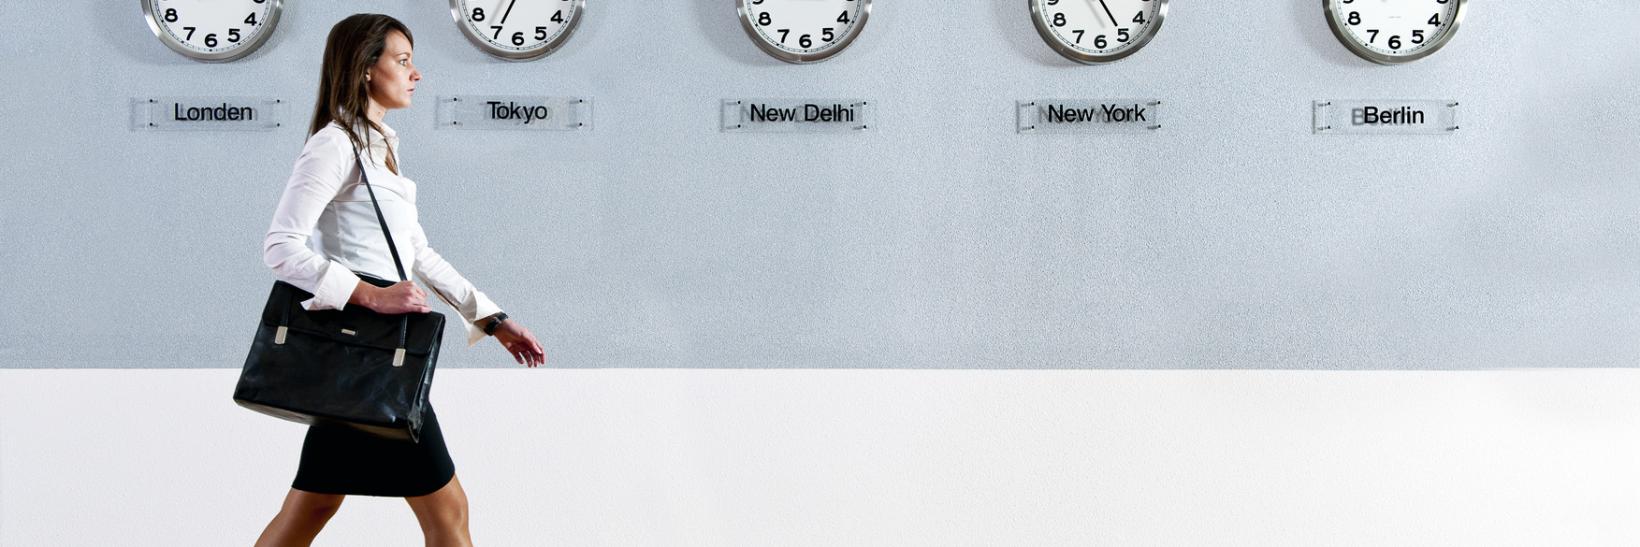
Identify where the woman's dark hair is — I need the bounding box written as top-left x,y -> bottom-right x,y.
309,14 -> 413,172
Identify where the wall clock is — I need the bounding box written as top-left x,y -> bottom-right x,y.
141,0 -> 282,62
451,0 -> 586,60
1324,0 -> 1466,64
737,0 -> 871,64
1029,0 -> 1167,64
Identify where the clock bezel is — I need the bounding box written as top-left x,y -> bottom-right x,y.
449,0 -> 587,61
736,0 -> 873,64
1323,0 -> 1467,65
141,0 -> 284,62
1028,0 -> 1169,65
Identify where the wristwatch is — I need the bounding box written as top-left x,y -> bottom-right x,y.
480,312 -> 509,336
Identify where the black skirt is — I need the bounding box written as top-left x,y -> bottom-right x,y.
291,273 -> 455,497
292,406 -> 455,497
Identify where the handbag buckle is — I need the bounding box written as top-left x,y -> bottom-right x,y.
392,348 -> 406,368
274,326 -> 288,345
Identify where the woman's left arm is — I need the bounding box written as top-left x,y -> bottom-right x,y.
409,218 -> 546,367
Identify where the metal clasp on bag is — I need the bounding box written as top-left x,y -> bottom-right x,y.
274,326 -> 288,345
392,347 -> 406,367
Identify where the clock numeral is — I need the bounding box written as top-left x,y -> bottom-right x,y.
1052,13 -> 1066,27
777,28 -> 789,43
1367,29 -> 1377,43
1047,0 -> 1059,4
1348,11 -> 1360,25
471,8 -> 486,22
512,32 -> 525,46
822,27 -> 834,42
1387,35 -> 1401,49
1133,12 -> 1146,25
551,10 -> 565,23
1117,28 -> 1129,42
204,33 -> 218,48
490,25 -> 503,40
1428,13 -> 1441,26
1411,29 -> 1425,44
164,8 -> 178,23
183,26 -> 196,40
535,26 -> 548,40
837,11 -> 851,24
758,12 -> 771,26
228,28 -> 241,43
1071,29 -> 1083,44
253,0 -> 266,3
799,34 -> 812,48
1094,34 -> 1107,48
244,12 -> 258,26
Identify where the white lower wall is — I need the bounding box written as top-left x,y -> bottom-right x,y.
2,369 -> 1637,546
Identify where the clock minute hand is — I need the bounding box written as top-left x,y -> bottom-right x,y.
500,0 -> 517,25
1096,0 -> 1119,27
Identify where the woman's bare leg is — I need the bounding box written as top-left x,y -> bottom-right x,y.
255,489 -> 345,547
406,474 -> 473,547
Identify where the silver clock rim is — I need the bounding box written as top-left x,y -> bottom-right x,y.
449,0 -> 586,61
1323,0 -> 1466,65
1029,0 -> 1168,65
736,0 -> 872,64
141,0 -> 283,63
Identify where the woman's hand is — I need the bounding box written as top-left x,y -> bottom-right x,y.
351,280 -> 432,314
493,320 -> 546,367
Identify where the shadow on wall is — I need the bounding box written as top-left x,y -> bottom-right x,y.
689,0 -> 787,67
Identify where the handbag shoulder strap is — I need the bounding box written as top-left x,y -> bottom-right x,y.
354,150 -> 409,283
354,148 -> 414,364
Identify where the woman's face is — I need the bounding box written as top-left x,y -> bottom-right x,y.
367,30 -> 420,111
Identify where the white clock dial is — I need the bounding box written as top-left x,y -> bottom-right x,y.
1030,0 -> 1167,64
451,0 -> 585,60
737,0 -> 871,64
142,0 -> 282,62
1325,0 -> 1466,64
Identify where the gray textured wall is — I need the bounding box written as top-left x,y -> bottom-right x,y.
2,2 -> 1637,369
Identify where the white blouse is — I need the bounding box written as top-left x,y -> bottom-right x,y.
262,121 -> 501,346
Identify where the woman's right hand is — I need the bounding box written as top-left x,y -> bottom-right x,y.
351,280 -> 432,314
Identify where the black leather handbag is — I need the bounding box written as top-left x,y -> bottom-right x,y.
234,153 -> 445,442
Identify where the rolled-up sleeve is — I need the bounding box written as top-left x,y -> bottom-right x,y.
262,129 -> 362,311
409,217 -> 503,346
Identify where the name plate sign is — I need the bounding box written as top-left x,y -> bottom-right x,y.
436,96 -> 592,131
1017,99 -> 1162,134
1313,99 -> 1458,135
722,98 -> 873,133
132,97 -> 285,131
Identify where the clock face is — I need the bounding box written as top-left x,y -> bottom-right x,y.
737,0 -> 871,64
1030,0 -> 1167,64
451,0 -> 585,60
142,0 -> 282,62
1324,0 -> 1466,64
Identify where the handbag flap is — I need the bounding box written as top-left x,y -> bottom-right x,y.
261,281 -> 445,355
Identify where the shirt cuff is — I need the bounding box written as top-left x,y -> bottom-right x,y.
463,291 -> 503,347
299,262 -> 362,312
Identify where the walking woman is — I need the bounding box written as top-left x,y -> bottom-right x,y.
255,14 -> 546,546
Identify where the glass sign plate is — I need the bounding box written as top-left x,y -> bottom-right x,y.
1017,99 -> 1163,134
132,97 -> 286,131
436,96 -> 592,131
1313,99 -> 1459,135
722,98 -> 874,133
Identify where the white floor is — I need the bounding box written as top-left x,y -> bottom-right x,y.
2,368 -> 1637,546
